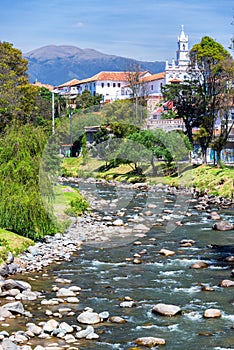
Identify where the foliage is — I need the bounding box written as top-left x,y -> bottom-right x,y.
0,123 -> 59,239
0,42 -> 39,131
189,36 -> 232,163
101,99 -> 148,127
81,133 -> 89,164
75,90 -> 103,109
65,189 -> 89,218
161,80 -> 204,145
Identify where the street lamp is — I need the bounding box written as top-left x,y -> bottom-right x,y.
69,105 -> 73,156
52,90 -> 55,135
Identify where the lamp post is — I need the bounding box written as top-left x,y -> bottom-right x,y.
69,105 -> 73,156
52,90 -> 55,135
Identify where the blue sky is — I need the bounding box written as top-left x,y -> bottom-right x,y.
0,0 -> 233,61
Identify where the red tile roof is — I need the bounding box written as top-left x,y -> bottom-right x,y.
141,72 -> 165,83
57,79 -> 80,88
79,71 -> 130,83
32,81 -> 54,91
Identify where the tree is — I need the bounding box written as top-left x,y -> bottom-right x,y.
0,42 -> 39,131
161,80 -> 204,145
189,36 -> 232,163
210,57 -> 234,164
75,90 -> 103,110
0,123 -> 59,239
101,99 -> 148,128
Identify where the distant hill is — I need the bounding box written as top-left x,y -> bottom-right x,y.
24,45 -> 165,86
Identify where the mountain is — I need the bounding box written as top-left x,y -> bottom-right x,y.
24,45 -> 165,86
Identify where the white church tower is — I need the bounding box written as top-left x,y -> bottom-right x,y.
165,25 -> 190,84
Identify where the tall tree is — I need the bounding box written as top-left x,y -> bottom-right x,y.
189,36 -> 231,163
0,42 -> 38,130
161,80 -> 204,145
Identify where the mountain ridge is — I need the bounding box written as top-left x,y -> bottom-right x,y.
24,45 -> 165,86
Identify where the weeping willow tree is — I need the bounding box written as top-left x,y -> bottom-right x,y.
0,123 -> 59,239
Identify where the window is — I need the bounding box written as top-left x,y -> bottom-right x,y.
107,83 -> 110,87
151,85 -> 154,91
113,83 -> 116,87
118,83 -> 121,88
101,83 -> 104,88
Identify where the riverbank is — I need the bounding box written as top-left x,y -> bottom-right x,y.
62,158 -> 234,199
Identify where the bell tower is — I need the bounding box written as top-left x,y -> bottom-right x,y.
176,25 -> 189,66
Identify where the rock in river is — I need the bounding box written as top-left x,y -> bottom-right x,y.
152,303 -> 181,316
77,310 -> 101,324
203,308 -> 221,318
135,336 -> 166,347
213,220 -> 234,231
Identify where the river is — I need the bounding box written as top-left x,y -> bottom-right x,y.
5,182 -> 234,349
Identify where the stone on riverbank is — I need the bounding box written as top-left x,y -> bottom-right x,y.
135,336 -> 166,347
2,301 -> 25,315
152,303 -> 181,316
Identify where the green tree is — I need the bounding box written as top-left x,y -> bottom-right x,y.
189,36 -> 232,163
0,42 -> 39,131
75,90 -> 103,110
81,133 -> 88,164
161,80 -> 204,145
101,99 -> 148,127
210,57 -> 234,164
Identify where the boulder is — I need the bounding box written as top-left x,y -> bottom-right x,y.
220,279 -> 234,287
0,306 -> 12,319
190,261 -> 209,269
213,220 -> 234,231
203,308 -> 221,318
135,336 -> 166,347
120,301 -> 136,308
2,301 -> 25,315
59,322 -> 74,334
208,212 -> 221,220
98,311 -> 109,320
0,264 -> 9,278
77,310 -> 101,324
159,248 -> 175,257
109,316 -> 127,324
152,303 -> 181,316
43,319 -> 59,333
0,339 -> 19,350
56,288 -> 76,297
112,219 -> 124,226
26,323 -> 43,336
76,325 -> 95,338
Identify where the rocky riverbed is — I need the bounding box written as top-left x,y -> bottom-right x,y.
0,178 -> 233,350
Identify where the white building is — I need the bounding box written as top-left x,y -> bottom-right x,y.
165,25 -> 190,84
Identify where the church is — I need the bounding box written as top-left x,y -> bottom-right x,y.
165,25 -> 190,84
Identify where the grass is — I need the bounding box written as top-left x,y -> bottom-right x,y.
62,156 -> 234,198
0,228 -> 33,262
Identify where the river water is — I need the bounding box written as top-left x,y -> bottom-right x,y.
10,183 -> 234,349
